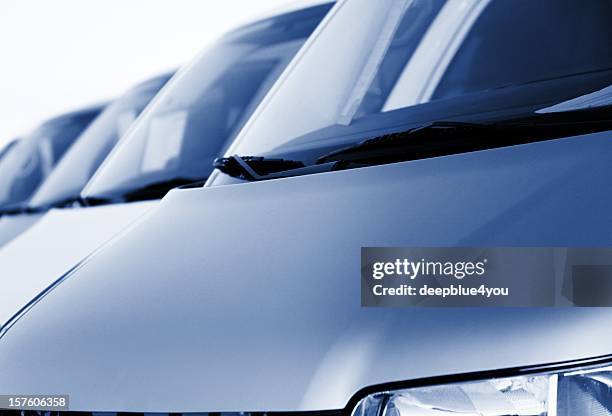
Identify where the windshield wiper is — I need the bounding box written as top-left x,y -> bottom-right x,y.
212,122 -> 544,181
213,108 -> 612,182
80,196 -> 114,207
79,177 -> 208,207
42,195 -> 86,210
0,201 -> 48,216
318,110 -> 612,166
213,155 -> 307,181
317,120 -> 498,165
0,206 -> 36,216
119,177 -> 208,202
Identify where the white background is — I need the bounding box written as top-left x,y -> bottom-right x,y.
0,0 -> 304,149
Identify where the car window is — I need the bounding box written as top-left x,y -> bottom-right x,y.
218,0 -> 445,158
432,0 -> 612,100
82,4 -> 332,201
29,74 -> 172,208
215,0 -> 612,165
0,110 -> 100,209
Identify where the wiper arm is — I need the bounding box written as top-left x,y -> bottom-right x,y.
80,177 -> 208,207
119,177 -> 208,202
39,195 -> 86,210
0,202 -> 46,216
0,206 -> 31,217
213,155 -> 306,181
80,196 -> 115,207
213,109 -> 612,183
212,122 -> 528,181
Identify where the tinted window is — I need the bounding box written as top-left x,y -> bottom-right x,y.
356,0 -> 445,117
0,140 -> 17,162
433,0 -> 612,100
83,4 -> 332,201
29,74 -> 171,208
0,109 -> 101,210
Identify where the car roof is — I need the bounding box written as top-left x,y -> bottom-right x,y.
245,0 -> 335,24
39,102 -> 107,128
225,0 -> 335,36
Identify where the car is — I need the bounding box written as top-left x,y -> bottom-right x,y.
1,0 -> 611,413
0,2 -> 333,327
0,104 -> 104,246
0,72 -> 172,249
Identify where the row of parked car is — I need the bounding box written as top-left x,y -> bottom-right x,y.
0,0 -> 611,414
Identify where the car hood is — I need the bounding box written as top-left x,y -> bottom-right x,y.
0,213 -> 44,248
1,131 -> 612,412
0,200 -> 157,326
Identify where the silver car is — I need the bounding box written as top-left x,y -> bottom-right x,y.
0,0 -> 611,415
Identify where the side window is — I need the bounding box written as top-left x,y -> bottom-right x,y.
432,0 -> 612,100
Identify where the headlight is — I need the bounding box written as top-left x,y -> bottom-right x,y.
352,358 -> 611,416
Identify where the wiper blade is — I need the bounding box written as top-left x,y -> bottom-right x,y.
213,155 -> 306,181
0,202 -> 45,216
54,196 -> 84,208
214,109 -> 612,183
0,206 -> 32,216
317,120 -> 495,164
120,177 -> 208,202
41,195 -> 86,210
80,196 -> 114,207
318,111 -> 612,166
80,177 -> 208,207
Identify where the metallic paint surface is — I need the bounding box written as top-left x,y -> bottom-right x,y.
0,201 -> 157,326
1,131 -> 612,412
0,214 -> 43,248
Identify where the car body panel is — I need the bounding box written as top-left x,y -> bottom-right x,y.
0,201 -> 156,326
0,2 -> 334,333
1,131 -> 612,412
0,214 -> 44,248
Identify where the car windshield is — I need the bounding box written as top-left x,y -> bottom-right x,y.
82,3 -> 332,202
219,0 -> 612,160
0,108 -> 101,210
0,140 -> 18,162
29,73 -> 173,209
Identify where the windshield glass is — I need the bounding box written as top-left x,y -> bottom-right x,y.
0,108 -> 101,210
82,3 -> 332,201
0,140 -> 17,162
219,0 -> 612,160
29,74 -> 173,209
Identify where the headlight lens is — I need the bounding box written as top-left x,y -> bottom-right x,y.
353,361 -> 612,416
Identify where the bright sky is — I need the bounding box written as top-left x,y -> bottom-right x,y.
0,0 -> 304,149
